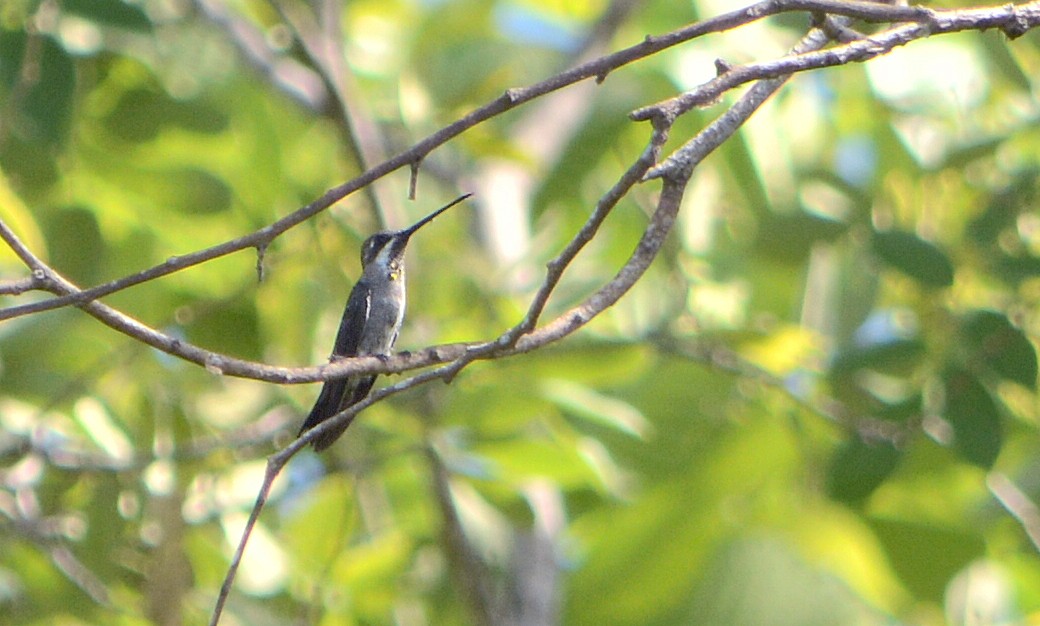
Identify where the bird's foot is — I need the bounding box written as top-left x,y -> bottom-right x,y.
376,352 -> 401,376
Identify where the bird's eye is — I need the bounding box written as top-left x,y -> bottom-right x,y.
360,233 -> 392,266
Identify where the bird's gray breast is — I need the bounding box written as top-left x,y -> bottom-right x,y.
357,273 -> 406,355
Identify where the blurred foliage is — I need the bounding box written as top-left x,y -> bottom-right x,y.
1,0 -> 1040,625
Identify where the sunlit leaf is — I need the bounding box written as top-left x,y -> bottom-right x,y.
541,378 -> 650,438
471,437 -> 601,490
869,517 -> 984,601
282,475 -> 356,571
740,325 -> 821,376
687,538 -> 887,626
220,512 -> 288,596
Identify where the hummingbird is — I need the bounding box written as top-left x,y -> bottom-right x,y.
299,193 -> 471,451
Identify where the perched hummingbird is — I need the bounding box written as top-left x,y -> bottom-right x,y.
299,193 -> 471,451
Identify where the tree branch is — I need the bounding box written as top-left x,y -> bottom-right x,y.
208,11 -> 855,621
1,0 -> 1033,394
0,0 -> 974,324
633,1 -> 1040,127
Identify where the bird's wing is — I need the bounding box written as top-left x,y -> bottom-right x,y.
298,375 -> 346,436
298,281 -> 372,439
331,280 -> 372,357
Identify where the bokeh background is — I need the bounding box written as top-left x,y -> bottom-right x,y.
3,0 -> 1040,624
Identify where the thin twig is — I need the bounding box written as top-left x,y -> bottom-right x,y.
424,443 -> 496,626
0,276 -> 38,295
209,457 -> 280,626
190,0 -> 326,111
988,472 -> 1040,553
265,0 -> 397,226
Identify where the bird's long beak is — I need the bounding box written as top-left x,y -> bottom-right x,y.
400,193 -> 472,239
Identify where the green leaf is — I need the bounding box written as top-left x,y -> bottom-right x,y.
941,135 -> 1005,171
978,30 -> 1034,93
994,253 -> 1040,283
826,437 -> 902,504
876,394 -> 922,422
43,205 -> 105,284
541,378 -> 650,438
471,438 -> 601,490
687,538 -> 884,626
754,211 -> 848,264
330,531 -> 414,619
962,310 -> 1037,389
167,168 -> 233,215
282,475 -> 356,571
872,230 -> 954,288
0,32 -> 75,147
869,517 -> 984,602
968,169 -> 1037,245
942,368 -> 1002,468
185,297 -> 261,360
830,338 -> 925,377
103,87 -> 228,143
59,0 -> 152,31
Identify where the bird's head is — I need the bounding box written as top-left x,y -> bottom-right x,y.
358,193 -> 472,273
